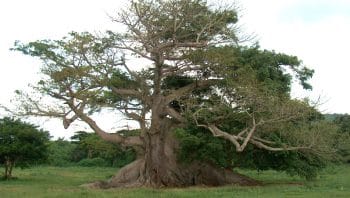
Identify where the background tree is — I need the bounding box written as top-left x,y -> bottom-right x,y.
47,138 -> 77,167
333,114 -> 350,134
330,114 -> 350,163
70,131 -> 136,167
8,0 -> 337,187
0,117 -> 49,180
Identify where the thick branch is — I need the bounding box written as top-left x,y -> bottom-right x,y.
125,110 -> 144,124
111,87 -> 151,107
63,114 -> 78,129
165,80 -> 216,104
165,106 -> 186,123
200,123 -> 311,152
205,124 -> 241,150
68,102 -> 143,146
248,138 -> 311,151
194,110 -> 311,153
239,116 -> 257,151
111,87 -> 141,97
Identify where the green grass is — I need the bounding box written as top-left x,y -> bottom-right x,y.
0,165 -> 350,197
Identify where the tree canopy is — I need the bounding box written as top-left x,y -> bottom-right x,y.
0,117 -> 49,179
7,0 -> 338,188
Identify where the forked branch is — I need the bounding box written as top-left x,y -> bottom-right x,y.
194,113 -> 311,152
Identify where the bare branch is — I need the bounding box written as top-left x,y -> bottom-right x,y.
238,115 -> 257,151
67,101 -> 143,146
116,44 -> 153,60
200,122 -> 312,152
248,138 -> 311,151
194,110 -> 312,152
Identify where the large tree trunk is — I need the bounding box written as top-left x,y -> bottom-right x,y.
83,119 -> 261,189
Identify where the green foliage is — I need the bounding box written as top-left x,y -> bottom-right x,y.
188,45 -> 313,95
330,114 -> 350,163
337,139 -> 350,163
12,31 -> 130,112
232,146 -> 326,180
45,132 -> 137,167
108,70 -> 138,89
236,46 -> 313,92
333,114 -> 350,134
175,120 -> 333,180
131,0 -> 238,43
175,127 -> 229,167
162,75 -> 194,90
178,44 -> 329,180
71,131 -> 136,167
171,44 -> 330,180
47,139 -> 76,166
0,117 -> 49,179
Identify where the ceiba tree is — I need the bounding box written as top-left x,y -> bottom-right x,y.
9,0 -> 334,188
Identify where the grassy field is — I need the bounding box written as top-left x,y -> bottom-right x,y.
0,165 -> 349,198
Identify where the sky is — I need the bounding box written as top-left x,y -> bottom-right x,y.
0,0 -> 349,139
240,0 -> 350,112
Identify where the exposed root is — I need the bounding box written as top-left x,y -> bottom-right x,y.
81,159 -> 261,189
187,162 -> 262,186
81,159 -> 145,189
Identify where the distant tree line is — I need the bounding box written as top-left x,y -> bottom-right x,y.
326,114 -> 350,163
0,116 -> 135,179
47,131 -> 136,167
1,115 -> 349,180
